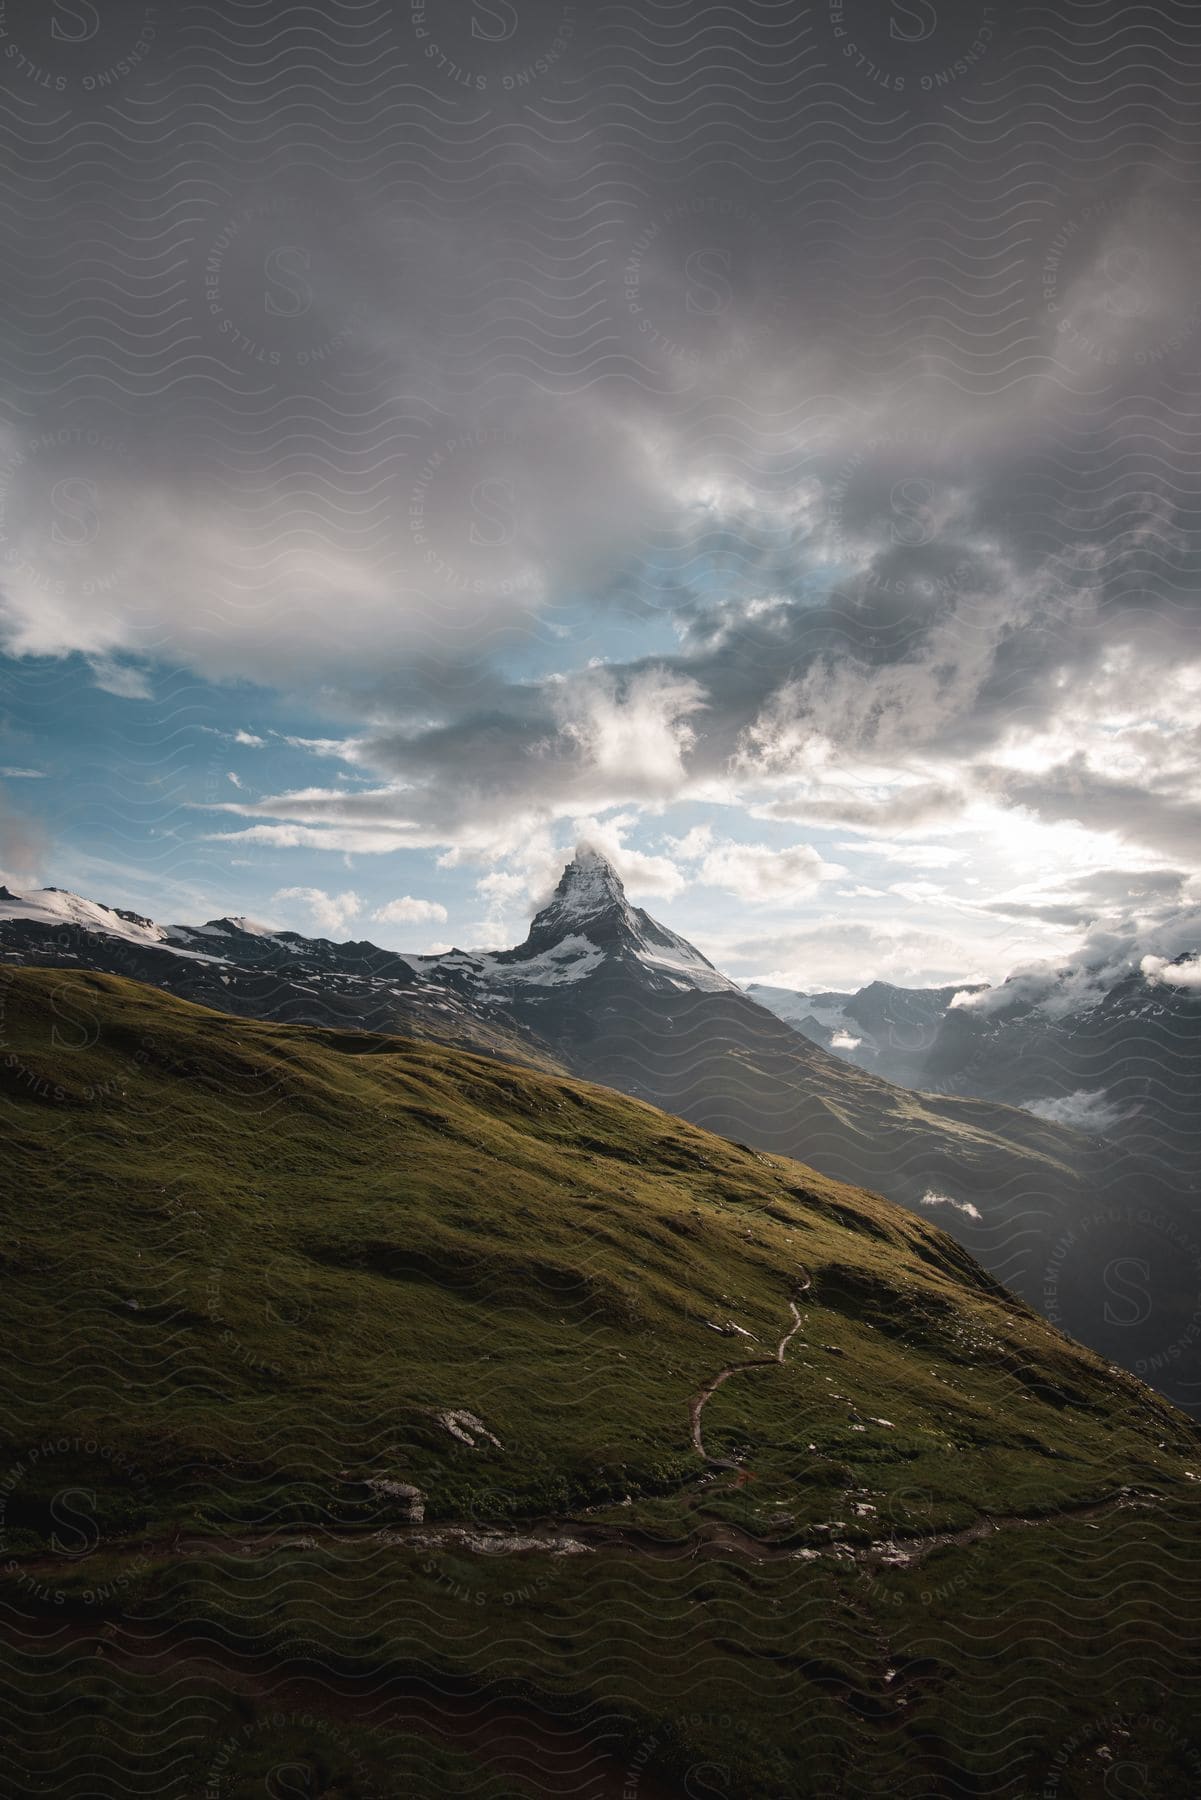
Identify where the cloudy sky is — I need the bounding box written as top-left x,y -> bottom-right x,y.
1,0 -> 1199,991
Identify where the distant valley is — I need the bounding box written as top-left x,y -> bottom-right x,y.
749,962 -> 1201,1184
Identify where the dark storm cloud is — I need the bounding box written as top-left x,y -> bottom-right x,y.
980,868 -> 1191,930
992,763 -> 1201,865
2,0 -> 1200,863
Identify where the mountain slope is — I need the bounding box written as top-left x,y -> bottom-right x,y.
409,855 -> 1201,1408
416,852 -> 1095,1215
1,966 -> 1199,1798
4,858 -> 1199,1415
7,963 -> 1172,1532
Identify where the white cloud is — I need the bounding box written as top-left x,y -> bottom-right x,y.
667,823 -> 715,861
696,839 -> 845,904
757,776 -> 967,835
373,896 -> 448,926
888,880 -> 951,905
1141,952 -> 1201,991
949,890 -> 1201,1016
214,821 -> 419,853
283,735 -> 359,760
0,384 -> 679,694
0,767 -> 45,779
920,1191 -> 983,1222
568,814 -> 687,898
949,986 -> 985,1010
738,595 -> 1021,777
556,667 -> 706,802
0,786 -> 49,885
1021,1090 -> 1126,1134
227,772 -> 243,789
272,886 -> 362,935
234,730 -> 265,746
88,658 -> 152,700
203,666 -> 709,862
838,839 -> 964,869
716,914 -> 993,992
950,962 -> 1115,1021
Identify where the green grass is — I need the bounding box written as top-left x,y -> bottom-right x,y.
0,966 -> 1199,1798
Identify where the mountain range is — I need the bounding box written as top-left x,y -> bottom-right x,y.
749,961 -> 1201,1184
3,849 -> 1199,1416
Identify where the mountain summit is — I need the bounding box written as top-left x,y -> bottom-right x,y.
503,843 -> 636,957
539,840 -> 627,913
493,844 -> 735,992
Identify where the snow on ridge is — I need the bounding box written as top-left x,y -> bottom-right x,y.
0,888 -> 234,968
0,886 -> 171,948
183,916 -> 281,940
1141,952 -> 1201,993
633,941 -> 738,994
748,984 -> 858,1033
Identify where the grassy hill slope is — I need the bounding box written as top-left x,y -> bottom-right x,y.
1,966 -> 1199,1799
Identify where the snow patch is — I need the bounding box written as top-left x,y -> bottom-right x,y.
481,934 -> 605,988
633,944 -> 736,994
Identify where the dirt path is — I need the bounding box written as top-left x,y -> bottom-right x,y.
688,1274 -> 811,1471
0,1487 -> 1154,1586
0,1239 -> 1156,1585
847,1487 -> 1155,1570
0,1257 -> 1159,1581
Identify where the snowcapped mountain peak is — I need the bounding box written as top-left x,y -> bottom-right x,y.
562,841 -> 626,897
534,844 -> 631,929
485,848 -> 736,994
507,847 -> 644,963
